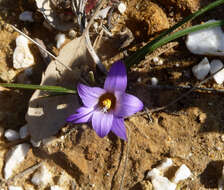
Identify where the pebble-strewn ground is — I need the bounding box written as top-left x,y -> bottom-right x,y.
1,0 -> 224,189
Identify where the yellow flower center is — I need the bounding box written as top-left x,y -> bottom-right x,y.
102,98 -> 112,110
98,92 -> 116,112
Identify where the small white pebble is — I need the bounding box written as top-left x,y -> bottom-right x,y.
192,57 -> 210,80
175,63 -> 180,67
151,175 -> 176,190
146,168 -> 161,179
118,2 -> 126,14
156,158 -> 173,173
30,139 -> 41,147
55,33 -> 66,49
151,77 -> 158,86
153,57 -> 159,63
210,59 -> 224,84
137,77 -> 142,83
220,135 -> 224,142
4,129 -> 20,141
68,29 -> 77,39
31,165 -> 52,187
151,77 -> 159,86
186,19 -> 224,56
172,164 -> 192,184
4,143 -> 30,179
19,11 -> 34,22
158,59 -> 164,65
8,186 -> 23,190
50,186 -> 63,190
19,124 -> 29,139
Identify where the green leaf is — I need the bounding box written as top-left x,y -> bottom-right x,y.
0,83 -> 76,94
125,0 -> 224,67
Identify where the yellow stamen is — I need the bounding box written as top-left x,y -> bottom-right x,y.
102,98 -> 112,110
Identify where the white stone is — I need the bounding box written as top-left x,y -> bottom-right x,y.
172,164 -> 192,184
210,59 -> 224,84
151,175 -> 177,190
192,57 -> 210,80
186,20 -> 224,56
31,164 -> 52,187
156,158 -> 173,173
153,57 -> 159,63
151,77 -> 158,86
19,11 -> 34,22
50,186 -> 63,190
13,35 -> 34,69
55,33 -> 66,49
8,186 -> 23,190
30,139 -> 41,147
118,2 -> 126,14
4,129 -> 20,141
158,59 -> 164,65
146,168 -> 161,179
19,124 -> 29,139
4,143 -> 30,179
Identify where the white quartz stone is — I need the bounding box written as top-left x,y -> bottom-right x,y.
186,20 -> 224,56
192,57 -> 210,80
151,175 -> 177,190
31,164 -> 52,187
153,57 -> 159,63
172,164 -> 192,184
146,168 -> 160,179
13,35 -> 34,69
50,186 -> 63,190
4,129 -> 20,141
30,139 -> 41,147
55,33 -> 66,49
151,77 -> 158,86
8,186 -> 23,190
4,143 -> 30,179
210,59 -> 224,84
19,124 -> 29,139
19,11 -> 34,22
118,2 -> 126,14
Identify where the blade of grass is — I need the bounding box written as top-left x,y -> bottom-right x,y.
126,20 -> 224,68
125,0 -> 224,67
0,83 -> 76,94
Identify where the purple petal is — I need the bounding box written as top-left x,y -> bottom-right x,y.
111,118 -> 127,140
67,107 -> 94,123
92,111 -> 113,138
78,83 -> 105,107
104,60 -> 127,92
115,92 -> 143,117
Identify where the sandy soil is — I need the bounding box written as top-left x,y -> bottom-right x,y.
1,0 -> 224,189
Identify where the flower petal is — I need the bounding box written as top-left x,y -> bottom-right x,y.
104,60 -> 127,92
66,107 -> 94,123
78,83 -> 105,107
92,111 -> 113,138
115,92 -> 143,117
111,118 -> 127,140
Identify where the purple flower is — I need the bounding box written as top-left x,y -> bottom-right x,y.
67,60 -> 143,140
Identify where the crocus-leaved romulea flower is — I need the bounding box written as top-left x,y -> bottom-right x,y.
67,60 -> 143,140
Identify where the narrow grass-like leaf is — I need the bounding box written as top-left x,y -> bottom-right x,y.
125,0 -> 224,67
0,83 -> 76,94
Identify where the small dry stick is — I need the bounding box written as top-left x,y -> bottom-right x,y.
10,25 -> 73,72
7,163 -> 42,184
119,125 -> 130,190
83,0 -> 108,74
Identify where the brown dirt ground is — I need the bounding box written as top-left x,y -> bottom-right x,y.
1,0 -> 224,189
